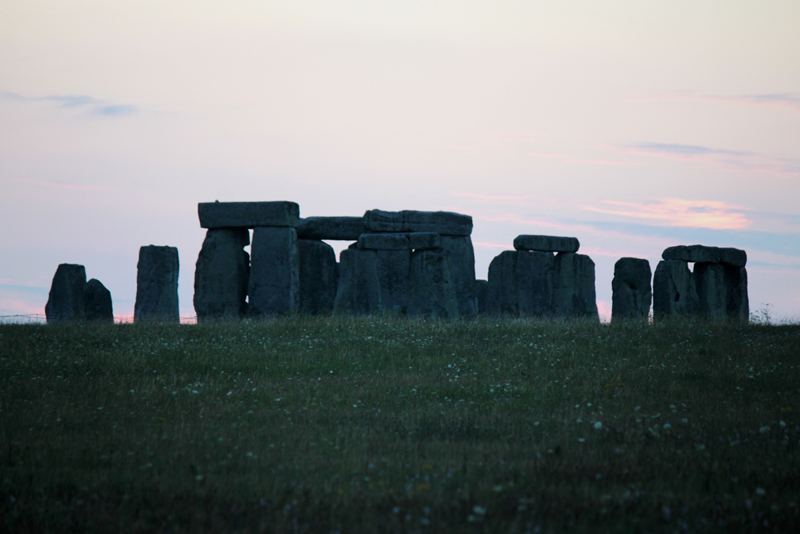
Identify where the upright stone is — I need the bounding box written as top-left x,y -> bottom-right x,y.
653,260 -> 698,320
441,235 -> 477,317
611,258 -> 651,322
693,263 -> 749,321
198,201 -> 299,229
475,279 -> 489,315
724,265 -> 749,321
487,251 -> 553,317
298,240 -> 338,315
194,228 -> 250,321
84,279 -> 113,323
552,253 -> 598,318
333,248 -> 380,314
134,246 -> 179,323
408,249 -> 459,319
374,249 -> 411,314
45,264 -> 87,323
248,227 -> 299,315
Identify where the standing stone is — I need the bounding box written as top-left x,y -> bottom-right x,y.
194,228 -> 250,321
440,235 -> 477,317
374,249 -> 411,314
333,248 -> 381,314
298,239 -> 338,315
84,279 -> 113,323
653,260 -> 699,320
487,251 -> 554,317
134,246 -> 180,323
408,249 -> 459,319
611,258 -> 651,322
693,262 -> 750,321
45,264 -> 87,323
248,227 -> 299,316
552,253 -> 598,318
475,279 -> 489,315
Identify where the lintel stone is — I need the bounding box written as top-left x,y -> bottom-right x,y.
513,235 -> 580,253
662,245 -> 746,267
198,201 -> 299,229
363,209 -> 472,236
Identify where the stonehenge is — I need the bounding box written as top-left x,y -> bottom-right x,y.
45,264 -> 113,323
135,245 -> 180,322
486,235 -> 598,319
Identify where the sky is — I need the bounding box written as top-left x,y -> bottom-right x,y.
1,1 -> 799,322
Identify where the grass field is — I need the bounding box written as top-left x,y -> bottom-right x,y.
1,316 -> 799,533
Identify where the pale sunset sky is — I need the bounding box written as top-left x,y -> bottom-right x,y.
1,1 -> 799,321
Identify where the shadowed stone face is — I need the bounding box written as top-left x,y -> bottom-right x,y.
407,249 -> 459,319
45,264 -> 87,323
134,246 -> 179,323
694,262 -> 749,321
296,217 -> 365,241
248,227 -> 299,316
487,250 -> 554,317
653,260 -> 699,320
611,257 -> 651,322
552,252 -> 598,319
298,239 -> 338,315
513,235 -> 580,253
194,228 -> 250,321
84,279 -> 113,323
198,201 -> 299,229
363,209 -> 473,236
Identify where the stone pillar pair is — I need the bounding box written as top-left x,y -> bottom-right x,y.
486,235 -> 598,319
653,245 -> 748,321
45,264 -> 113,323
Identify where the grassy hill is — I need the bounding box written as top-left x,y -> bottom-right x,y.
1,316 -> 798,532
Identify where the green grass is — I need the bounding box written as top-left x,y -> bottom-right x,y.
1,316 -> 799,533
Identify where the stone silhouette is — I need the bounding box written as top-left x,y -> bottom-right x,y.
298,239 -> 338,315
611,258 -> 651,321
45,264 -> 87,322
552,252 -> 598,318
487,250 -> 554,317
248,226 -> 300,315
194,228 -> 250,321
84,278 -> 113,323
135,245 -> 179,322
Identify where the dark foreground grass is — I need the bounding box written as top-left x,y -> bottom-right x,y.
1,316 -> 799,533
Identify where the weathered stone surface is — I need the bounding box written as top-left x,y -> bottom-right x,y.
363,209 -> 472,236
193,228 -> 250,321
552,253 -> 598,318
408,232 -> 441,251
198,201 -> 299,229
475,279 -> 489,315
298,239 -> 338,315
662,245 -> 747,267
653,260 -> 699,320
514,235 -> 580,253
333,249 -> 380,314
358,233 -> 410,250
440,235 -> 477,317
296,216 -> 365,240
487,251 -> 554,317
248,227 -> 299,315
694,263 -> 749,321
408,249 -> 459,319
611,258 -> 651,322
134,246 -> 179,323
84,279 -> 113,323
45,264 -> 87,323
374,249 -> 411,314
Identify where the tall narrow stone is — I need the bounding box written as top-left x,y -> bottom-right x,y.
487,251 -> 554,317
693,262 -> 749,321
724,265 -> 749,321
194,228 -> 250,321
298,239 -> 338,315
374,249 -> 411,314
611,258 -> 651,322
552,252 -> 598,318
84,279 -> 113,323
45,264 -> 87,323
408,249 -> 459,319
248,227 -> 299,316
475,279 -> 489,315
333,249 -> 380,314
134,246 -> 179,323
440,235 -> 477,317
653,260 -> 698,320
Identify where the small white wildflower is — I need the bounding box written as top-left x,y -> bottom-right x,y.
578,438 -> 586,443
756,488 -> 766,496
594,422 -> 603,430
663,423 -> 671,430
472,505 -> 486,515
759,426 -> 770,434
226,391 -> 232,396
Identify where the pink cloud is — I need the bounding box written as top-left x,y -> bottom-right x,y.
580,198 -> 750,230
631,91 -> 800,113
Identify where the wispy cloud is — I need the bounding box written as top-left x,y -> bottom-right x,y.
580,198 -> 750,230
0,90 -> 138,117
623,142 -> 750,159
631,91 -> 800,113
